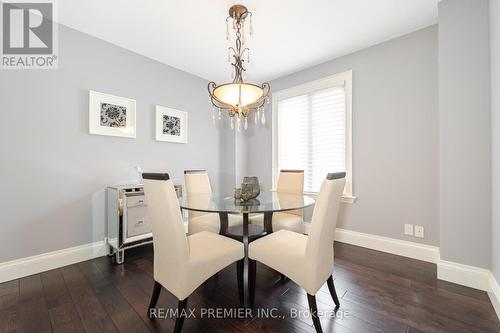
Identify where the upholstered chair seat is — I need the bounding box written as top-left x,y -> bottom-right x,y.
249,230 -> 313,288
189,213 -> 244,235
249,170 -> 305,233
174,231 -> 243,299
142,173 -> 244,333
249,172 -> 346,333
248,212 -> 304,234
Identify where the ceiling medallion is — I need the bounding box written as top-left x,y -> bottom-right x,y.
208,4 -> 270,131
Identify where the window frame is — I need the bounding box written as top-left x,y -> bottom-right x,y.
272,70 -> 355,203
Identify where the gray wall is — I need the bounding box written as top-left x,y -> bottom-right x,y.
235,131 -> 249,185
438,0 -> 491,268
491,0 -> 500,280
242,26 -> 439,246
218,120 -> 237,193
0,24 -> 223,262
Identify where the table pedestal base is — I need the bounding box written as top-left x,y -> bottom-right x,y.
220,212 -> 270,307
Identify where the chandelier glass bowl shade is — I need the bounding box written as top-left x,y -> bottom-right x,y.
208,4 -> 270,131
212,83 -> 264,108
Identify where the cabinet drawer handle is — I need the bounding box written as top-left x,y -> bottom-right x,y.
137,200 -> 144,204
135,220 -> 144,226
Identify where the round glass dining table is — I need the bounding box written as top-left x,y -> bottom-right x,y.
179,191 -> 315,307
180,191 -> 315,237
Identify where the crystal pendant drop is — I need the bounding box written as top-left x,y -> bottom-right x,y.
261,110 -> 266,125
226,19 -> 230,41
218,108 -> 222,120
244,117 -> 248,130
212,108 -> 216,125
249,15 -> 253,36
236,116 -> 242,132
254,109 -> 259,124
230,117 -> 234,130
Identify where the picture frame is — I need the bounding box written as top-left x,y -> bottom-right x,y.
155,105 -> 188,143
89,90 -> 136,138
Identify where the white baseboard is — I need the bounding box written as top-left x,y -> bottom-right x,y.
0,240 -> 106,283
324,226 -> 498,317
436,262 -> 500,319
0,220 -> 188,283
437,260 -> 490,291
330,227 -> 440,263
488,273 -> 500,320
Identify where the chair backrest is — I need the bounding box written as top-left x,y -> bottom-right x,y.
184,170 -> 212,193
184,170 -> 212,219
142,173 -> 189,283
305,172 -> 346,287
276,170 -> 304,216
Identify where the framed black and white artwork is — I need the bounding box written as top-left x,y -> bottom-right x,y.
155,105 -> 188,143
89,90 -> 136,138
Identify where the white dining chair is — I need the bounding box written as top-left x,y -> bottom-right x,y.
249,170 -> 305,233
184,170 -> 242,235
248,172 -> 346,333
142,173 -> 244,333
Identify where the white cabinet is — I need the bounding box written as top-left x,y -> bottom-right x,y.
106,183 -> 182,264
106,184 -> 152,264
126,204 -> 150,237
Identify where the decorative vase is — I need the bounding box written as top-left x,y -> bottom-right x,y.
234,188 -> 242,200
240,176 -> 260,201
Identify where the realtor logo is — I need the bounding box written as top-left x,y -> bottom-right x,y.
1,0 -> 58,69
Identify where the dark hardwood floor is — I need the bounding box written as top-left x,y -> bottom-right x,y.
1,242 -> 499,333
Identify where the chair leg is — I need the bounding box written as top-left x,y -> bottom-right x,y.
249,259 -> 256,307
263,212 -> 273,233
326,276 -> 340,307
237,259 -> 244,305
307,294 -> 323,333
174,298 -> 188,333
219,212 -> 229,235
148,281 -> 162,318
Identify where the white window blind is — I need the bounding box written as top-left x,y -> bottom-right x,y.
276,84 -> 347,193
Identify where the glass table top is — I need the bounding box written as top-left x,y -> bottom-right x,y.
179,191 -> 315,214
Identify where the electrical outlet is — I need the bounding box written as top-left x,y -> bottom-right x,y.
415,225 -> 425,238
404,224 -> 414,236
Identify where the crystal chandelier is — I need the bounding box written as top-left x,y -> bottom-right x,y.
208,4 -> 270,131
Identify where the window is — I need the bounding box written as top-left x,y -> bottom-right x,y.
272,70 -> 354,202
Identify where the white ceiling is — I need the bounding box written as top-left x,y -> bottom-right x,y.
58,0 -> 438,83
